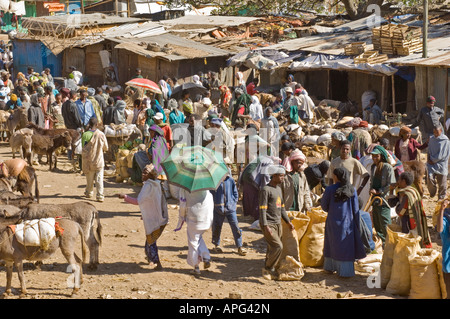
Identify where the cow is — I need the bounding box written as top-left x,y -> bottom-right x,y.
11,202 -> 103,271
0,218 -> 87,298
9,128 -> 34,160
30,131 -> 72,171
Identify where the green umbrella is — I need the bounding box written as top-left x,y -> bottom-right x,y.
161,145 -> 229,193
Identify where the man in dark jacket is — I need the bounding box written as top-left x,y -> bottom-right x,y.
304,160 -> 330,191
62,90 -> 82,130
94,87 -> 107,112
28,93 -> 45,128
102,97 -> 115,126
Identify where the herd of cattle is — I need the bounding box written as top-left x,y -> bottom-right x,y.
0,99 -> 425,298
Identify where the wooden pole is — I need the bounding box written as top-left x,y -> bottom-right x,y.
423,0 -> 428,58
381,75 -> 386,111
81,0 -> 85,13
127,0 -> 131,17
391,74 -> 396,114
115,0 -> 119,15
445,68 -> 449,127
327,70 -> 330,99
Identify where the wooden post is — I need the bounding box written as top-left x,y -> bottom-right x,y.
445,68 -> 449,125
81,0 -> 85,13
391,74 -> 396,114
327,70 -> 330,99
127,0 -> 131,17
423,0 -> 428,58
381,75 -> 386,111
115,0 -> 119,15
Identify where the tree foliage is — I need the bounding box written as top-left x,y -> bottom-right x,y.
163,0 -> 440,20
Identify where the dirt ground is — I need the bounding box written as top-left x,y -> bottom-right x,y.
0,142 -> 444,300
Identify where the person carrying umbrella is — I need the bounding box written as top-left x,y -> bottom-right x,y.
162,144 -> 231,275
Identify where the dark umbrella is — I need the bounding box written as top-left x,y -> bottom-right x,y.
170,82 -> 208,100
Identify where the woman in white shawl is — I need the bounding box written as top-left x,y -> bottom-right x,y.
235,71 -> 247,93
249,95 -> 264,122
159,79 -> 169,102
175,189 -> 214,275
119,164 -> 169,271
192,75 -> 202,85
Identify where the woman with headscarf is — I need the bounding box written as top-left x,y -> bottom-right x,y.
321,167 -> 366,277
282,149 -> 312,213
260,107 -> 280,147
394,125 -> 428,162
219,85 -> 232,117
192,74 -> 202,85
168,98 -> 185,125
230,88 -> 252,128
113,99 -> 127,125
286,74 -> 297,91
235,71 -> 247,93
369,145 -> 396,244
28,93 -> 45,128
328,131 -> 347,161
159,79 -> 170,107
150,98 -> 167,123
249,95 -> 264,123
147,124 -> 170,177
119,164 -> 168,270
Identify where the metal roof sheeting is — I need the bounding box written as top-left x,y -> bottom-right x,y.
109,33 -> 231,61
159,15 -> 261,29
22,13 -> 143,28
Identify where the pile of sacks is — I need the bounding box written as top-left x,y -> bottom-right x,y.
115,144 -> 143,183
276,208 -> 328,281
379,224 -> 447,299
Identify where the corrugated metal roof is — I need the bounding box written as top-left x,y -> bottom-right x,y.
108,33 -> 231,61
101,21 -> 166,38
22,13 -> 143,28
159,15 -> 261,29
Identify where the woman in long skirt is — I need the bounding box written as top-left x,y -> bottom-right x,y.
321,167 -> 366,277
119,164 -> 169,270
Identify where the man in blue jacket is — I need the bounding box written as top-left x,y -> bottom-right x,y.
426,123 -> 450,200
210,171 -> 247,256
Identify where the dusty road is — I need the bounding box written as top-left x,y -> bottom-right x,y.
1,142 -> 442,301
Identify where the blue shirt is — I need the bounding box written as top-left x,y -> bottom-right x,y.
210,176 -> 238,214
440,211 -> 450,273
169,109 -> 185,125
427,133 -> 450,176
75,98 -> 96,126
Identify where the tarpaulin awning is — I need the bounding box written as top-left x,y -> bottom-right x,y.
227,49 -> 305,71
288,53 -> 398,76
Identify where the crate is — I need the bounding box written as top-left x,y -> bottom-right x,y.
354,50 -> 388,64
344,41 -> 367,55
393,26 -> 422,40
396,42 -> 423,55
392,38 -> 421,48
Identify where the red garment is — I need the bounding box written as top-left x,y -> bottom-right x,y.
394,138 -> 428,161
160,125 -> 172,151
246,83 -> 257,95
